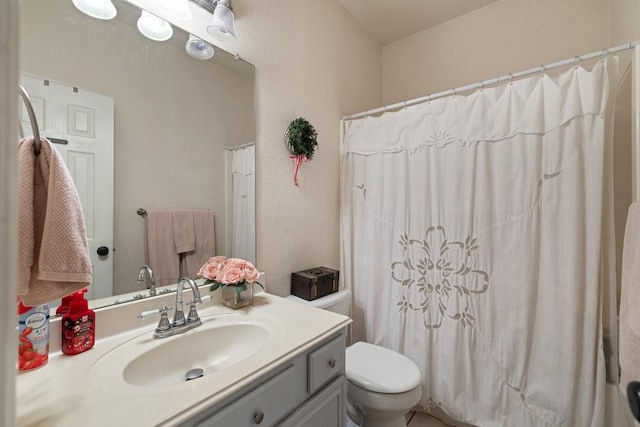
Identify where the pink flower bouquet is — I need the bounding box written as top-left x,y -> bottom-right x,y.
197,256 -> 263,292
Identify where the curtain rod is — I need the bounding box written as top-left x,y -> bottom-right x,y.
343,40 -> 640,121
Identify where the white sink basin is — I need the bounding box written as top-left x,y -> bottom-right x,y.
89,312 -> 285,394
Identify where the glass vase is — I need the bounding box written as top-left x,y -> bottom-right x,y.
221,283 -> 254,309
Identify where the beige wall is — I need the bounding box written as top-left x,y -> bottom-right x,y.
611,0 -> 640,45
382,0 -> 610,105
218,0 -> 383,295
20,0 -> 255,295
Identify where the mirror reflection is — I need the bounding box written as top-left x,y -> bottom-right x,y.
19,0 -> 256,308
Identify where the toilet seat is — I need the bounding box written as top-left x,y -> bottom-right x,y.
346,342 -> 421,394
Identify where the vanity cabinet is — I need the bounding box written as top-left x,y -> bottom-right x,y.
182,331 -> 347,427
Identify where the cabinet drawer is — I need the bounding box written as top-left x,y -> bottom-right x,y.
308,335 -> 345,394
278,376 -> 346,427
195,364 -> 301,427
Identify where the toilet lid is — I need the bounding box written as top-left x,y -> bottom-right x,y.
345,342 -> 421,394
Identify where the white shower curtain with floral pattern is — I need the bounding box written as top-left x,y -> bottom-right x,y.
341,59 -> 621,426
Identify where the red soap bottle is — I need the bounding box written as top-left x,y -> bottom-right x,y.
61,292 -> 95,355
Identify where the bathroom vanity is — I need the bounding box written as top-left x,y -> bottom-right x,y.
183,332 -> 347,426
16,291 -> 351,426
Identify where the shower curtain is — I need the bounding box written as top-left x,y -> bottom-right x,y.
229,144 -> 256,264
341,59 -> 622,426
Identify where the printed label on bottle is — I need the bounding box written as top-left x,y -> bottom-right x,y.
18,304 -> 49,371
62,316 -> 95,355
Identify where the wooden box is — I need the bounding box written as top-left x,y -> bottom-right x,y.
291,267 -> 339,301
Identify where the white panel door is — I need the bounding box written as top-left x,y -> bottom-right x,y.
19,73 -> 114,300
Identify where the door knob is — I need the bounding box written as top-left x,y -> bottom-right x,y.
97,246 -> 109,256
253,411 -> 264,424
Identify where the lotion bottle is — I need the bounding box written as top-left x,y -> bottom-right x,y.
61,292 -> 95,355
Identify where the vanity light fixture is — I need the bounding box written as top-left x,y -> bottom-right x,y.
137,10 -> 174,42
206,0 -> 235,39
72,0 -> 117,20
157,0 -> 192,21
185,34 -> 215,60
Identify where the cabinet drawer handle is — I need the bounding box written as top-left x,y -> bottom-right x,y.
254,410 -> 265,424
328,358 -> 336,369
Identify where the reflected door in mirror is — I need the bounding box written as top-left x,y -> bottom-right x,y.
20,73 -> 115,300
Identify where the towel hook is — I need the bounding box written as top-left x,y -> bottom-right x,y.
18,85 -> 41,155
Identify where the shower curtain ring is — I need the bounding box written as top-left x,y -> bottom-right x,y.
574,55 -> 581,66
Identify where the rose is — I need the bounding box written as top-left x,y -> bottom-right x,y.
226,258 -> 260,282
244,263 -> 260,282
217,265 -> 243,285
197,256 -> 228,280
227,258 -> 248,269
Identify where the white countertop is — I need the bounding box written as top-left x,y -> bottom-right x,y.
16,292 -> 350,426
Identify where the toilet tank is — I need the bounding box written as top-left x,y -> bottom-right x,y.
286,289 -> 351,317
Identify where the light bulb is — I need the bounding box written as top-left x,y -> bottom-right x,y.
185,35 -> 215,60
207,1 -> 235,39
137,11 -> 173,42
157,0 -> 192,21
72,0 -> 117,20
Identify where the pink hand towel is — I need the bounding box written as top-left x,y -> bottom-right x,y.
182,211 -> 216,278
145,209 -> 180,287
18,138 -> 92,306
172,209 -> 196,254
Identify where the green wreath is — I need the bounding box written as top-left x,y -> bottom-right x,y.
285,117 -> 318,159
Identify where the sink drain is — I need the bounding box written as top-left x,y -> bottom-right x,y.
185,368 -> 204,381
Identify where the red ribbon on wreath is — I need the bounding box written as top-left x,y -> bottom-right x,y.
289,154 -> 308,187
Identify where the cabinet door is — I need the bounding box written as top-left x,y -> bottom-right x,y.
308,335 -> 345,394
279,376 -> 346,427
193,363 -> 303,427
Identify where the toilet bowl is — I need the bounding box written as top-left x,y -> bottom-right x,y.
345,341 -> 422,427
286,290 -> 422,427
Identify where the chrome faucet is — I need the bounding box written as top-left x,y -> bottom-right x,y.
138,277 -> 206,339
172,277 -> 202,327
137,265 -> 157,296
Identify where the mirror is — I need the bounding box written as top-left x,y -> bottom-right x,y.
19,0 -> 255,308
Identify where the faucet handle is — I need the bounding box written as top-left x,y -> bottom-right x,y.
182,294 -> 211,323
154,306 -> 173,338
187,295 -> 212,305
138,305 -> 172,319
186,301 -> 200,323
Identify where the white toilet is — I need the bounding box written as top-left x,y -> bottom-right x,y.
286,290 -> 422,427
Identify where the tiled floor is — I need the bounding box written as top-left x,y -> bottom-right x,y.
406,411 -> 454,426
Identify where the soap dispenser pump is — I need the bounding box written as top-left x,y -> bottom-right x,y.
61,291 -> 95,355
56,288 -> 88,316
